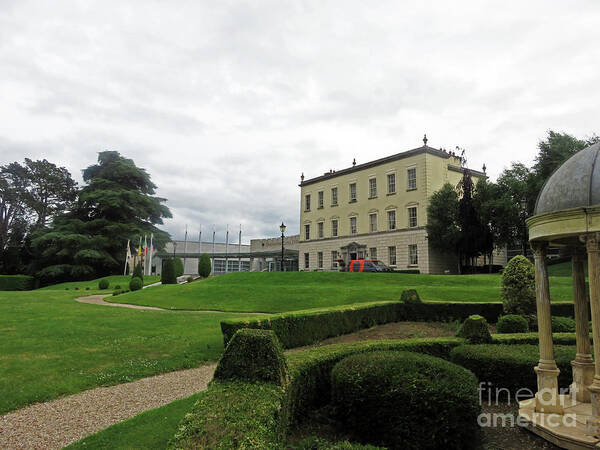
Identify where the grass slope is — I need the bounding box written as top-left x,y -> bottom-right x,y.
40,275 -> 161,291
66,392 -> 202,449
109,271 -> 574,313
0,290 -> 263,414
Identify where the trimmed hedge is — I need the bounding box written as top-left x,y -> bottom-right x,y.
0,275 -> 35,291
497,315 -> 529,333
129,277 -> 143,291
456,315 -> 492,344
222,301 -> 577,349
161,259 -> 177,285
198,253 -> 211,278
552,316 -> 576,333
400,289 -> 421,304
450,344 -> 576,396
331,351 -> 480,449
132,263 -> 144,282
98,278 -> 110,290
214,329 -> 289,386
174,258 -> 184,277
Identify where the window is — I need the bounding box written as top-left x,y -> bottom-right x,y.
318,251 -> 323,268
387,173 -> 396,194
318,191 -> 324,209
369,213 -> 377,232
305,194 -> 311,211
369,178 -> 377,198
304,224 -> 310,240
331,250 -> 338,268
350,217 -> 357,234
304,253 -> 310,269
370,247 -> 377,258
318,222 -> 324,238
332,219 -> 338,237
387,210 -> 396,230
388,246 -> 396,266
409,244 -> 418,265
331,187 -> 338,205
408,207 -> 418,228
349,183 -> 357,202
407,168 -> 417,190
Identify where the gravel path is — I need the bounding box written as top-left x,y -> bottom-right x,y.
0,364 -> 216,449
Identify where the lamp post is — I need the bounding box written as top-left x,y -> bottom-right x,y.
173,241 -> 177,259
280,222 -> 286,272
519,196 -> 528,256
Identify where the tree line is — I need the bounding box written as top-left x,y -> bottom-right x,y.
0,151 -> 171,283
427,130 -> 599,271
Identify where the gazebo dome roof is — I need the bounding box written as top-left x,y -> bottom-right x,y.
535,143 -> 600,215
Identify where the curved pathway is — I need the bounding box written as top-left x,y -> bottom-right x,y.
0,364 -> 216,449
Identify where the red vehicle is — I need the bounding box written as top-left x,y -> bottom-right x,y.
348,259 -> 392,273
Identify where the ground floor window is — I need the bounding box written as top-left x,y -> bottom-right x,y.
304,252 -> 310,269
409,244 -> 418,265
331,250 -> 338,268
388,246 -> 396,266
318,251 -> 323,268
370,247 -> 377,258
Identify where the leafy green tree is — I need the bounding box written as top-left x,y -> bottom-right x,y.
32,151 -> 171,283
198,253 -> 212,278
0,163 -> 30,273
426,183 -> 460,258
161,258 -> 177,284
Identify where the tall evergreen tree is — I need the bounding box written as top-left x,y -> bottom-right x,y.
456,169 -> 487,270
32,151 -> 171,283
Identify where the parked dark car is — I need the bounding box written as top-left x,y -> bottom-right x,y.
348,259 -> 392,273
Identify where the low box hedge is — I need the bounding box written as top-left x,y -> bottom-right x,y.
0,275 -> 35,291
221,301 -> 577,349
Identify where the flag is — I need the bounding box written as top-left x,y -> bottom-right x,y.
138,236 -> 142,256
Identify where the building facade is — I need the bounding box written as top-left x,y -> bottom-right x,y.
250,235 -> 300,271
298,140 -> 492,274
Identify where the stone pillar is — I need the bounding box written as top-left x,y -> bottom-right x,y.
571,248 -> 594,403
531,241 -> 563,414
585,233 -> 600,435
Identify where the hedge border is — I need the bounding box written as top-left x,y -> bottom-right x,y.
0,275 -> 36,291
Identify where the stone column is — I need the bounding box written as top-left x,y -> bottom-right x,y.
571,248 -> 594,403
585,233 -> 600,435
531,241 -> 563,414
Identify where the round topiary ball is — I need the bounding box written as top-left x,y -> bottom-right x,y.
129,277 -> 143,291
400,289 -> 422,304
456,315 -> 493,344
98,279 -> 109,290
331,351 -> 480,449
497,315 -> 529,333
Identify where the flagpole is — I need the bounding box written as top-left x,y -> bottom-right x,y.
144,234 -> 148,276
238,224 -> 242,272
225,224 -> 229,273
211,225 -> 216,275
183,225 -> 188,275
149,233 -> 154,276
124,239 -> 130,275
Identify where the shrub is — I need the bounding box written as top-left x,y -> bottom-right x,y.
186,276 -> 194,283
450,344 -> 575,396
161,258 -> 177,284
501,255 -> 536,316
400,289 -> 422,304
552,316 -> 576,333
331,351 -> 480,449
112,289 -> 131,296
132,262 -> 144,282
98,278 -> 109,290
214,329 -> 289,386
129,277 -> 143,291
115,284 -> 121,289
497,315 -> 529,333
85,287 -> 90,290
0,275 -> 35,291
198,253 -> 212,278
456,315 -> 492,344
174,258 -> 184,277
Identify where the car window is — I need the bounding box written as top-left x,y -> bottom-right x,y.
352,261 -> 360,271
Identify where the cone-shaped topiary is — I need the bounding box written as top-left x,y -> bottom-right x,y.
214,328 -> 289,386
502,255 -> 535,316
456,314 -> 492,344
98,278 -> 109,290
132,262 -> 144,282
129,277 -> 143,291
198,253 -> 212,278
400,289 -> 422,304
161,258 -> 177,284
174,258 -> 184,277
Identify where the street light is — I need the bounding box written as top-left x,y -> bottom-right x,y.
173,241 -> 177,258
280,222 -> 286,272
519,196 -> 528,256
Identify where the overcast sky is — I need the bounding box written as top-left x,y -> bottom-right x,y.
1,1 -> 599,242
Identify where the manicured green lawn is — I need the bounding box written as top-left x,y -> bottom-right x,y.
66,392 -> 202,449
0,289 -> 262,414
109,271 -> 575,312
40,275 -> 161,291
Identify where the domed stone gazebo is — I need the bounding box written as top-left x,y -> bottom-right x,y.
520,143 -> 600,449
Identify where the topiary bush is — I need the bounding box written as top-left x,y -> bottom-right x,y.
98,278 -> 109,290
198,253 -> 212,278
552,316 -> 576,333
330,351 -> 480,449
497,315 -> 529,333
129,277 -> 143,291
132,262 -> 144,282
400,289 -> 421,304
501,255 -> 536,316
161,258 -> 177,284
174,258 -> 184,277
456,315 -> 492,344
214,329 -> 289,386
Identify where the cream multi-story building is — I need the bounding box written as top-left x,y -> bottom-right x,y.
298,139 -> 488,274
